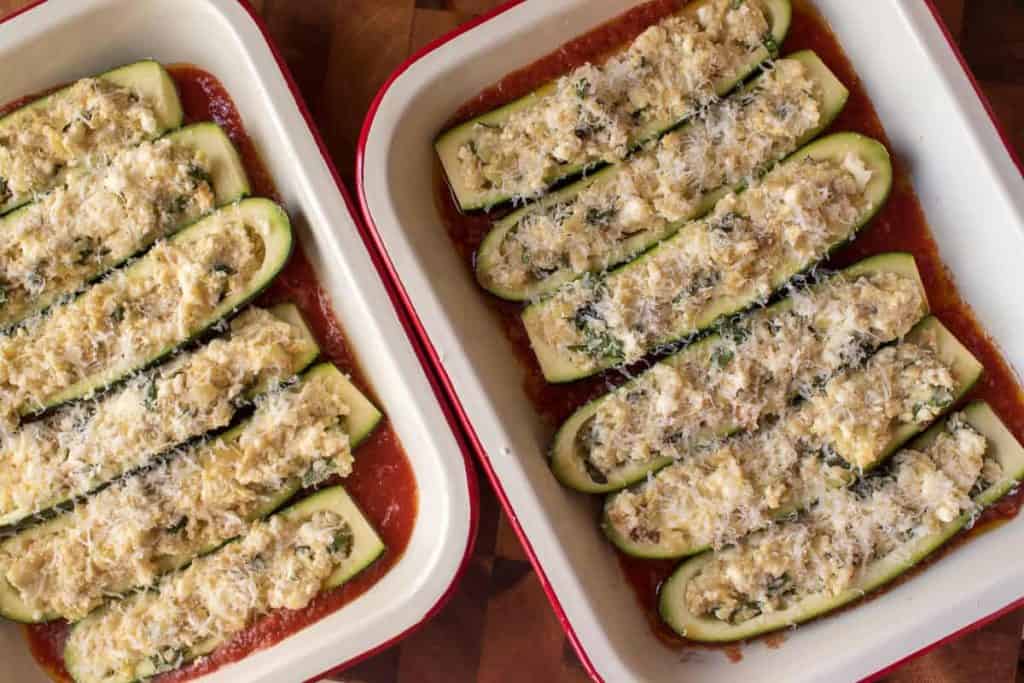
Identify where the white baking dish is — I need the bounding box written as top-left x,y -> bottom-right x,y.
0,1 -> 479,681
357,1 -> 1024,681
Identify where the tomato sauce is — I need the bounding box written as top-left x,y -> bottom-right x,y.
20,67 -> 418,681
435,0 -> 1024,657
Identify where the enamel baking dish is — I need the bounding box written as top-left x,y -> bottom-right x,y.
0,1 -> 479,681
357,1 -> 1024,681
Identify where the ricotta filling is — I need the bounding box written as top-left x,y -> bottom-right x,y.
532,153 -> 875,367
0,210 -> 266,425
0,371 -> 352,621
455,0 -> 771,199
682,413 -> 1000,625
491,58 -> 822,290
0,138 -> 216,326
66,510 -> 353,682
606,337 -> 958,552
0,307 -> 314,523
581,271 -> 924,478
0,78 -> 160,205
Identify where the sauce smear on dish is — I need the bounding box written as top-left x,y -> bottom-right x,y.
22,66 -> 418,683
435,0 -> 1024,652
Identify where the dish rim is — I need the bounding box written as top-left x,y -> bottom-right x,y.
354,1 -> 1024,682
0,1 -> 483,681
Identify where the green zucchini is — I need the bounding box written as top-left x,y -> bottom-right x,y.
19,197 -> 293,418
657,402 -> 1024,642
435,0 -> 792,211
602,315 -> 983,559
0,362 -> 382,623
0,302 -> 319,529
0,122 -> 250,330
62,485 -> 384,683
476,50 -> 849,301
523,132 -> 894,383
0,60 -> 183,215
549,252 -> 926,494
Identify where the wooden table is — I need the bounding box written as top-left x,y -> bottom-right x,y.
2,1 -> 1023,681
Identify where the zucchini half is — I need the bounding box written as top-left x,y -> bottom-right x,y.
62,485 -> 385,683
523,132 -> 894,383
435,0 -> 793,211
0,362 -> 382,623
602,315 -> 984,559
0,60 -> 183,215
0,122 -> 250,330
21,197 -> 293,418
658,402 -> 1024,642
0,302 -> 319,529
475,50 -> 849,301
549,252 -> 926,494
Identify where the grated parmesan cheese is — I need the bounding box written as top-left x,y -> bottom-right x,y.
0,307 -> 314,524
0,208 -> 267,426
581,270 -> 924,480
606,337 -> 958,552
682,412 -> 996,625
0,78 -> 160,205
0,371 -> 352,621
455,0 -> 771,199
489,58 -> 822,291
0,138 -> 215,327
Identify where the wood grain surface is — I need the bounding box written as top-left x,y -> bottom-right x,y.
1,0 -> 1023,681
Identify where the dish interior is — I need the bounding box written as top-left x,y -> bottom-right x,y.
0,1 -> 474,682
360,0 -> 1024,681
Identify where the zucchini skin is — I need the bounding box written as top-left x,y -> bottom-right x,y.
474,49 -> 851,302
435,0 -> 793,212
548,252 -> 927,495
0,363 -> 383,624
0,60 -> 184,216
657,402 -> 1024,642
601,314 -> 984,559
522,132 -> 895,384
21,198 -> 294,420
61,485 -> 385,683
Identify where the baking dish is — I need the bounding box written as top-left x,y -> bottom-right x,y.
0,1 -> 478,681
357,1 -> 1024,681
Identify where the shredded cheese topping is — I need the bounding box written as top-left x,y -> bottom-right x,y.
0,371 -> 352,621
0,208 -> 267,425
455,0 -> 771,199
65,510 -> 353,682
580,270 -> 924,480
489,58 -> 821,291
0,138 -> 215,327
0,307 -> 314,524
530,153 -> 875,367
0,78 -> 160,205
606,336 -> 958,552
682,413 -> 1001,625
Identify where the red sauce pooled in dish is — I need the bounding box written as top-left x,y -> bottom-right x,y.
435,0 -> 1024,655
21,66 -> 418,682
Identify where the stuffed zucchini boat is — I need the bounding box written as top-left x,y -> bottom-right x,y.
0,60 -> 183,215
550,252 -> 927,493
0,197 -> 293,424
63,485 -> 384,683
0,122 -> 250,330
0,362 -> 382,624
0,303 -> 319,528
658,402 -> 1024,641
603,316 -> 983,559
523,131 -> 894,383
476,50 -> 849,301
436,0 -> 792,211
